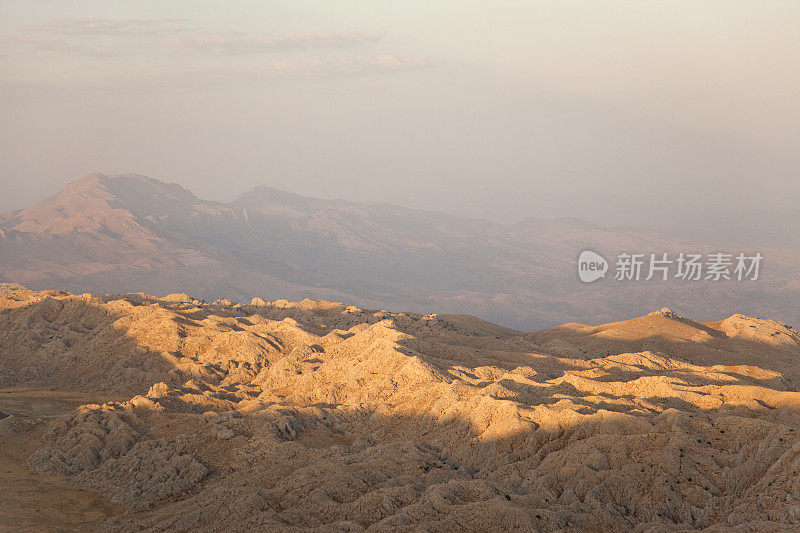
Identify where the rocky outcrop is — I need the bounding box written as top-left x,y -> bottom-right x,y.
3,288 -> 800,531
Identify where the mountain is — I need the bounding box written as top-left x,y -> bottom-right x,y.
1,173 -> 797,330
2,286 -> 800,530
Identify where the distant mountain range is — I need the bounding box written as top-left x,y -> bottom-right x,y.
1,173 -> 797,330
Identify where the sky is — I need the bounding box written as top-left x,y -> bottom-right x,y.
1,1 -> 799,228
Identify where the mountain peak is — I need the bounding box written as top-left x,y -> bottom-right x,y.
232,184 -> 354,216
1,173 -> 225,235
237,184 -> 305,202
651,307 -> 682,320
2,173 -> 798,333
30,173 -> 198,210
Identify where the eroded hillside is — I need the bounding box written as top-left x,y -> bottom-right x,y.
2,284 -> 800,531
3,173 -> 798,331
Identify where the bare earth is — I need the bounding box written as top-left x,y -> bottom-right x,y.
0,388 -> 125,532
1,284 -> 800,531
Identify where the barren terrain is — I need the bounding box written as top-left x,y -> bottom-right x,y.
2,174 -> 797,330
2,283 -> 800,531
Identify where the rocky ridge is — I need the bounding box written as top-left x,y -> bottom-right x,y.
2,173 -> 798,331
1,284 -> 800,531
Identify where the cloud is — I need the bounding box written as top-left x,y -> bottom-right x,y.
135,55 -> 428,88
26,17 -> 188,36
1,17 -> 190,58
320,54 -> 427,77
168,31 -> 381,56
0,17 -> 423,87
3,19 -> 381,59
209,54 -> 427,80
0,53 -> 428,102
0,36 -> 125,57
343,54 -> 425,70
1,56 -> 426,100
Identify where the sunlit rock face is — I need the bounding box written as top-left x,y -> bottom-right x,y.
3,284 -> 800,530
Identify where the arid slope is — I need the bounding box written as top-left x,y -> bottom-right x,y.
2,173 -> 798,330
1,285 -> 800,531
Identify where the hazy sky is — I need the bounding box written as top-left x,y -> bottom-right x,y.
1,1 -> 799,226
